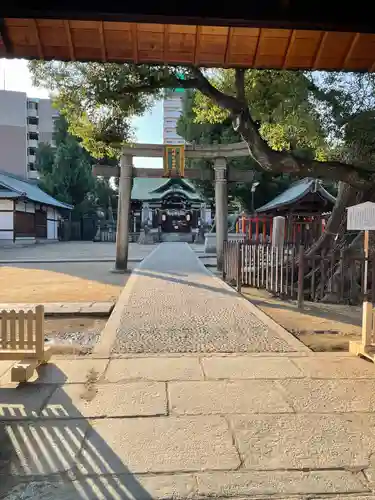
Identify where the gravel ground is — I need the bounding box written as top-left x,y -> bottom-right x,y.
44,317 -> 107,354
112,243 -> 294,354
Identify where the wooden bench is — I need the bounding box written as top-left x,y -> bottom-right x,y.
0,305 -> 52,382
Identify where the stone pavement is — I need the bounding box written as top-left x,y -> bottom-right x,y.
0,241 -> 154,263
0,241 -> 214,264
2,242 -> 375,499
1,353 -> 375,499
0,302 -> 114,316
108,243 -> 302,354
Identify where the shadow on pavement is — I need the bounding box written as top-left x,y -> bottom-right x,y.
133,268 -> 234,297
0,364 -> 153,500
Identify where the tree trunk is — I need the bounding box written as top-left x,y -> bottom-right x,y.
305,182 -> 359,258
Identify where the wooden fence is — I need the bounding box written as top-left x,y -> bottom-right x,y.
223,241 -> 373,306
0,305 -> 52,382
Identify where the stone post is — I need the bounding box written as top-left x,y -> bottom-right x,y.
200,202 -> 206,222
142,202 -> 150,224
114,153 -> 133,272
214,158 -> 228,271
272,216 -> 285,248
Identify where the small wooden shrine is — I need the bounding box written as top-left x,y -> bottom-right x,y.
236,178 -> 336,246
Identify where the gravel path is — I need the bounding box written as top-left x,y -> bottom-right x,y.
112,243 -> 295,354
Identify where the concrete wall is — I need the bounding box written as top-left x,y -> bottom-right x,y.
38,99 -> 57,143
0,91 -> 27,177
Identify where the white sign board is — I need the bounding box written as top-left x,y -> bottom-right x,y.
347,202 -> 375,230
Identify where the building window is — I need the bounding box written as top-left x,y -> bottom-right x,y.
27,117 -> 39,125
28,163 -> 36,171
27,101 -> 38,110
28,147 -> 36,156
28,132 -> 39,141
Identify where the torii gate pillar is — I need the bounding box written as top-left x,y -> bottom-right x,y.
114,153 -> 133,272
214,158 -> 228,271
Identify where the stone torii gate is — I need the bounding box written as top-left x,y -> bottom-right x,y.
93,142 -> 254,271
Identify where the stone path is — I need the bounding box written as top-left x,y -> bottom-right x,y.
0,302 -> 114,316
111,243 -> 301,354
1,353 -> 375,499
2,242 -> 375,498
0,241 -> 153,263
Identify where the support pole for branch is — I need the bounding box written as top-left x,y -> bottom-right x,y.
362,230 -> 372,348
236,242 -> 242,293
297,245 -> 304,309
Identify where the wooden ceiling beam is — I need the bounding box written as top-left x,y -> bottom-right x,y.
312,31 -> 328,69
4,18 -> 375,71
3,4 -> 375,34
224,27 -> 232,66
253,29 -> 262,66
64,20 -> 75,60
342,32 -> 360,68
194,26 -> 200,65
32,19 -> 43,59
131,23 -> 138,63
282,29 -> 294,69
98,21 -> 107,62
163,23 -> 168,64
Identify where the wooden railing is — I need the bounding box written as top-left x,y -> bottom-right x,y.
0,305 -> 52,382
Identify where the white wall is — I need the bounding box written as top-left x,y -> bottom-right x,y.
47,206 -> 59,240
0,91 -> 27,127
15,200 -> 35,213
0,199 -> 13,240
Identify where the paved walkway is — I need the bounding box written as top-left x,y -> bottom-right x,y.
0,242 -> 153,263
2,242 -> 375,499
109,243 -> 302,354
0,302 -> 114,316
1,353 -> 375,499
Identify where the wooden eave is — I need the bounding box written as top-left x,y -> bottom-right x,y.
2,18 -> 375,71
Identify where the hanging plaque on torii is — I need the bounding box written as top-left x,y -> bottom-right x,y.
163,145 -> 185,178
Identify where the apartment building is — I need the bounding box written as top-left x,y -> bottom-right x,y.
163,89 -> 185,145
0,90 -> 58,180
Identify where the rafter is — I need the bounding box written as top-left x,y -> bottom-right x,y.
163,24 -> 169,64
224,27 -> 232,66
194,26 -> 201,65
98,21 -> 107,62
64,20 -> 75,60
312,31 -> 328,69
131,23 -> 138,64
282,29 -> 295,69
342,32 -> 360,67
253,29 -> 262,66
32,20 -> 43,59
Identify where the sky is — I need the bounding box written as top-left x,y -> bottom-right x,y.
0,58 -> 163,167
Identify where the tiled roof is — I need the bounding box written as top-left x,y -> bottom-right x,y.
131,177 -> 202,201
0,171 -> 73,209
256,178 -> 335,213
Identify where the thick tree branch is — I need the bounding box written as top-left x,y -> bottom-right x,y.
235,69 -> 246,104
190,68 -> 375,190
115,66 -> 375,190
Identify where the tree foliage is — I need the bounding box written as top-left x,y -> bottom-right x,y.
28,61 -> 375,190
193,70 -> 328,161
36,115 -> 117,219
177,89 -> 292,211
29,61 -> 179,158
